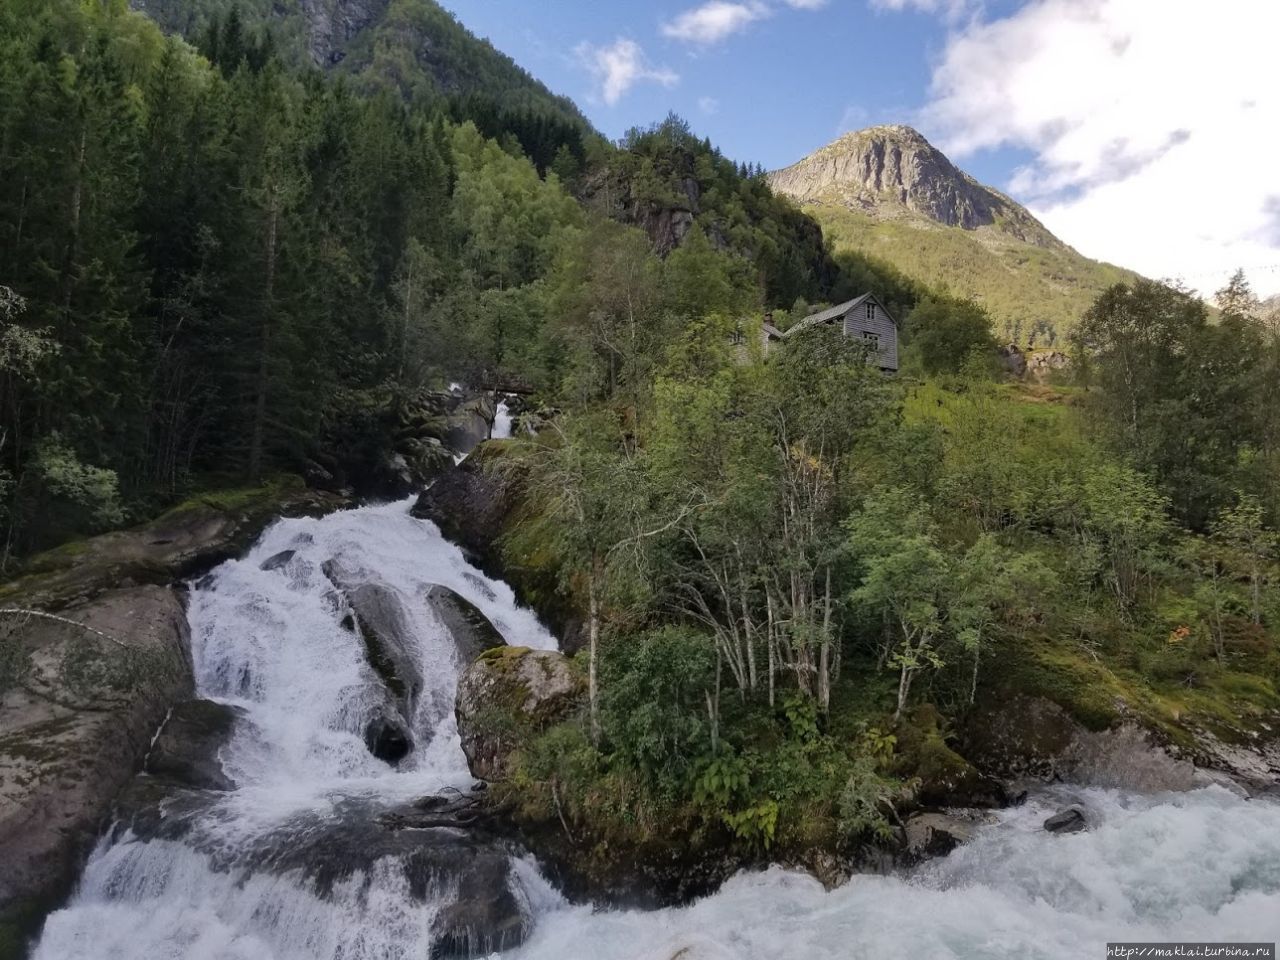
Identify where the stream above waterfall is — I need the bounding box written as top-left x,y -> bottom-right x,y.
31,492 -> 1280,960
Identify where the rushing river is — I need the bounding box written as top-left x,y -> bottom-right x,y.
30,416 -> 1280,959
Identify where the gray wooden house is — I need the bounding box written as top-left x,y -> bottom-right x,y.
783,293 -> 899,372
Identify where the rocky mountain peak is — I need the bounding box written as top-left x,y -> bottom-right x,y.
769,124 -> 1058,244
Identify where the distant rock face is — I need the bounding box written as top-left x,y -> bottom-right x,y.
299,0 -> 389,66
769,124 -> 1060,246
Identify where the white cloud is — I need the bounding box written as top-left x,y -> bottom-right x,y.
699,96 -> 721,115
575,39 -> 679,106
920,0 -> 1280,296
782,0 -> 829,8
871,0 -> 975,18
661,1 -> 770,45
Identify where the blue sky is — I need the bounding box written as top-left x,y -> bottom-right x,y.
445,0 -> 1280,298
446,0 -> 1026,181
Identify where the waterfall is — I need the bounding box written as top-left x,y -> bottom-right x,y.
34,498 -> 559,960
492,400 -> 513,441
33,500 -> 1280,960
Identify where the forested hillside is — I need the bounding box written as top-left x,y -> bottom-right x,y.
134,0 -> 593,128
0,0 -> 1278,937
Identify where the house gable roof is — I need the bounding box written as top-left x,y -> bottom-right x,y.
782,293 -> 896,338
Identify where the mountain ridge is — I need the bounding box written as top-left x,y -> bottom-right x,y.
769,125 -> 1138,340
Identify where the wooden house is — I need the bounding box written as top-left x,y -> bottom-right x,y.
783,293 -> 899,372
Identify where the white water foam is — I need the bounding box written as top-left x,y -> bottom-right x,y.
492,400 -> 513,440
32,500 -> 1280,960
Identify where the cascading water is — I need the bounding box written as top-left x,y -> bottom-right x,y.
491,401 -> 513,441
32,493 -> 1280,959
34,497 -> 561,960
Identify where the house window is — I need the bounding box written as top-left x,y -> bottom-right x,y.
865,302 -> 875,320
863,331 -> 880,351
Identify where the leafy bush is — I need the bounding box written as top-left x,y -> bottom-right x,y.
600,626 -> 715,795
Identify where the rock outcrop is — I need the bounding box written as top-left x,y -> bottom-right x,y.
0,587 -> 192,954
959,693 -> 1280,795
769,125 -> 1059,244
412,452 -> 586,654
145,698 -> 245,791
0,481 -> 337,955
455,647 -> 582,781
1,480 -> 344,611
425,585 -> 506,665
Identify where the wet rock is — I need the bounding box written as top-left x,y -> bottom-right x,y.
412,455 -> 586,655
962,695 -> 1196,792
444,395 -> 497,456
1043,806 -> 1087,833
245,797 -> 530,958
365,710 -> 413,765
0,586 -> 193,952
146,699 -> 245,791
903,811 -> 987,860
455,647 -> 582,781
430,868 -> 528,960
322,560 -> 423,718
259,549 -> 296,572
425,585 -> 505,664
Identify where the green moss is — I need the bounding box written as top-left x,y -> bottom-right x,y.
160,473 -> 304,519
0,896 -> 51,960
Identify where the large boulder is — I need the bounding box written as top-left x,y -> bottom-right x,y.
425,585 -> 506,665
962,695 -> 1197,792
145,698 -> 245,791
455,647 -> 582,781
0,586 -> 192,955
323,560 -> 424,719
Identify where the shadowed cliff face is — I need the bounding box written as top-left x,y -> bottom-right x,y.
299,0 -> 389,66
769,124 -> 1060,246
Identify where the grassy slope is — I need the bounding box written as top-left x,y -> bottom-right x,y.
810,204 -> 1138,342
903,379 -> 1280,749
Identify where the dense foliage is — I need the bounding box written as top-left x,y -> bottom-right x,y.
498,273 -> 1280,855
3,0 -> 1277,870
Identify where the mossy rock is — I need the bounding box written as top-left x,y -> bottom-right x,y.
456,647 -> 583,781
894,705 -> 1006,808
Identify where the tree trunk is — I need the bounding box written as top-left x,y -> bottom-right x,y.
895,659 -> 913,723
587,555 -> 601,746
59,129 -> 87,320
248,194 -> 279,483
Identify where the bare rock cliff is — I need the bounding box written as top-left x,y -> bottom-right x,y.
769,124 -> 1061,247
